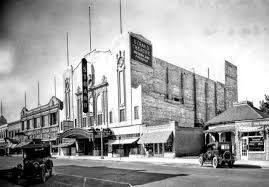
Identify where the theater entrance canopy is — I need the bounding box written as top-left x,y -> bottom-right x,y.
59,128 -> 94,141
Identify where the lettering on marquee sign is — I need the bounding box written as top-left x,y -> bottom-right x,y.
82,58 -> 88,113
130,35 -> 152,67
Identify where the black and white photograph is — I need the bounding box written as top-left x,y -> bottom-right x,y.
0,0 -> 269,186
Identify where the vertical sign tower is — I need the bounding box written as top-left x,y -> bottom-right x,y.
82,58 -> 89,113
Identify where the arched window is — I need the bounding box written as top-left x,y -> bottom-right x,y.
97,94 -> 103,125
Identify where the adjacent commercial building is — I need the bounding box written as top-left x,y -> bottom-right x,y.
0,104 -> 8,155
20,96 -> 63,152
59,32 -> 238,157
205,101 -> 269,160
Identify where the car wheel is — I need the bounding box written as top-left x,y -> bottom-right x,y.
41,168 -> 46,183
212,157 -> 219,168
199,157 -> 204,166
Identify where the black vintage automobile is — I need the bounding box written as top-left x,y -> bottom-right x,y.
12,140 -> 53,184
199,142 -> 235,168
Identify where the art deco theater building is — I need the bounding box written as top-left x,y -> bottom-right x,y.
60,32 -> 238,158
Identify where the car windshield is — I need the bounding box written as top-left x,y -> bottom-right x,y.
221,144 -> 230,150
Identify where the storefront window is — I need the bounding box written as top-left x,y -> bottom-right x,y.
249,136 -> 264,152
154,144 -> 158,154
159,143 -> 163,153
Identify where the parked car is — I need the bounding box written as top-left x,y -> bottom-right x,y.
199,142 -> 235,168
12,139 -> 53,184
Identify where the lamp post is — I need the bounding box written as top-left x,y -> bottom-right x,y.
119,136 -> 121,160
100,127 -> 104,159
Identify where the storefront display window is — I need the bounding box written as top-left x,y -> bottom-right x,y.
249,136 -> 264,152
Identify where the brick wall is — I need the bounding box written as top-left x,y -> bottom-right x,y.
225,61 -> 238,108
131,56 -> 237,127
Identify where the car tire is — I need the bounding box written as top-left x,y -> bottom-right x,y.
199,157 -> 204,166
212,157 -> 219,168
41,168 -> 46,183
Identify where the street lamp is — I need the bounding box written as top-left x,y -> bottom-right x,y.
100,127 -> 104,159
119,136 -> 121,160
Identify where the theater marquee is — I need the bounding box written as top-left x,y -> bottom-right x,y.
130,35 -> 152,67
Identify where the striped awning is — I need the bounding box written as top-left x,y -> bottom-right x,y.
137,131 -> 172,144
14,141 -> 31,148
108,138 -> 139,145
55,139 -> 75,148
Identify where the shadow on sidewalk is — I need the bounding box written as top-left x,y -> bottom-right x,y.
55,165 -> 189,186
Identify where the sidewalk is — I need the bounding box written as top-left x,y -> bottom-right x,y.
54,155 -> 269,168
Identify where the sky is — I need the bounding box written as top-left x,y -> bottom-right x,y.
0,0 -> 269,122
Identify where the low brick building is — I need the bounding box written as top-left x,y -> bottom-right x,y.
205,101 -> 269,160
60,32 -> 238,157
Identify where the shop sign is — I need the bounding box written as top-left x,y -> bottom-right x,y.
82,58 -> 88,113
130,35 -> 152,66
253,120 -> 269,126
249,137 -> 264,146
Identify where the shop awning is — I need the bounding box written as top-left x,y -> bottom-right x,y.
238,126 -> 264,132
204,126 -> 235,133
137,131 -> 172,144
11,144 -> 17,149
14,141 -> 31,148
6,142 -> 14,148
108,138 -> 139,145
55,139 -> 76,148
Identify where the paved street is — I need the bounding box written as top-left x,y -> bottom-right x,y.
0,156 -> 269,187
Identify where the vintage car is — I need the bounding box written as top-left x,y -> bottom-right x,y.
199,142 -> 235,168
12,140 -> 53,184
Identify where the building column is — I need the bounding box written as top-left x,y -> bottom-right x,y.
218,132 -> 222,142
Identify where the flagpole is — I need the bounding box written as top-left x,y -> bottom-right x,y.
120,0 -> 122,34
25,91 -> 27,108
89,6 -> 92,51
54,76 -> 56,97
67,32 -> 69,67
38,81 -> 40,107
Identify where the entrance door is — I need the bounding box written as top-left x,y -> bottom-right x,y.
241,137 -> 248,160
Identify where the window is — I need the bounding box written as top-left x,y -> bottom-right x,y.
74,119 -> 77,127
27,120 -> 30,130
33,118 -> 37,128
50,113 -> 57,125
98,114 -> 103,125
119,71 -> 125,105
109,111 -> 113,123
41,116 -> 45,127
249,136 -> 264,152
82,117 -> 86,127
89,116 -> 94,126
119,109 -> 125,122
22,121 -> 24,131
134,106 -> 139,120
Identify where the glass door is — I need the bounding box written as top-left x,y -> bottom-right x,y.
241,137 -> 248,160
